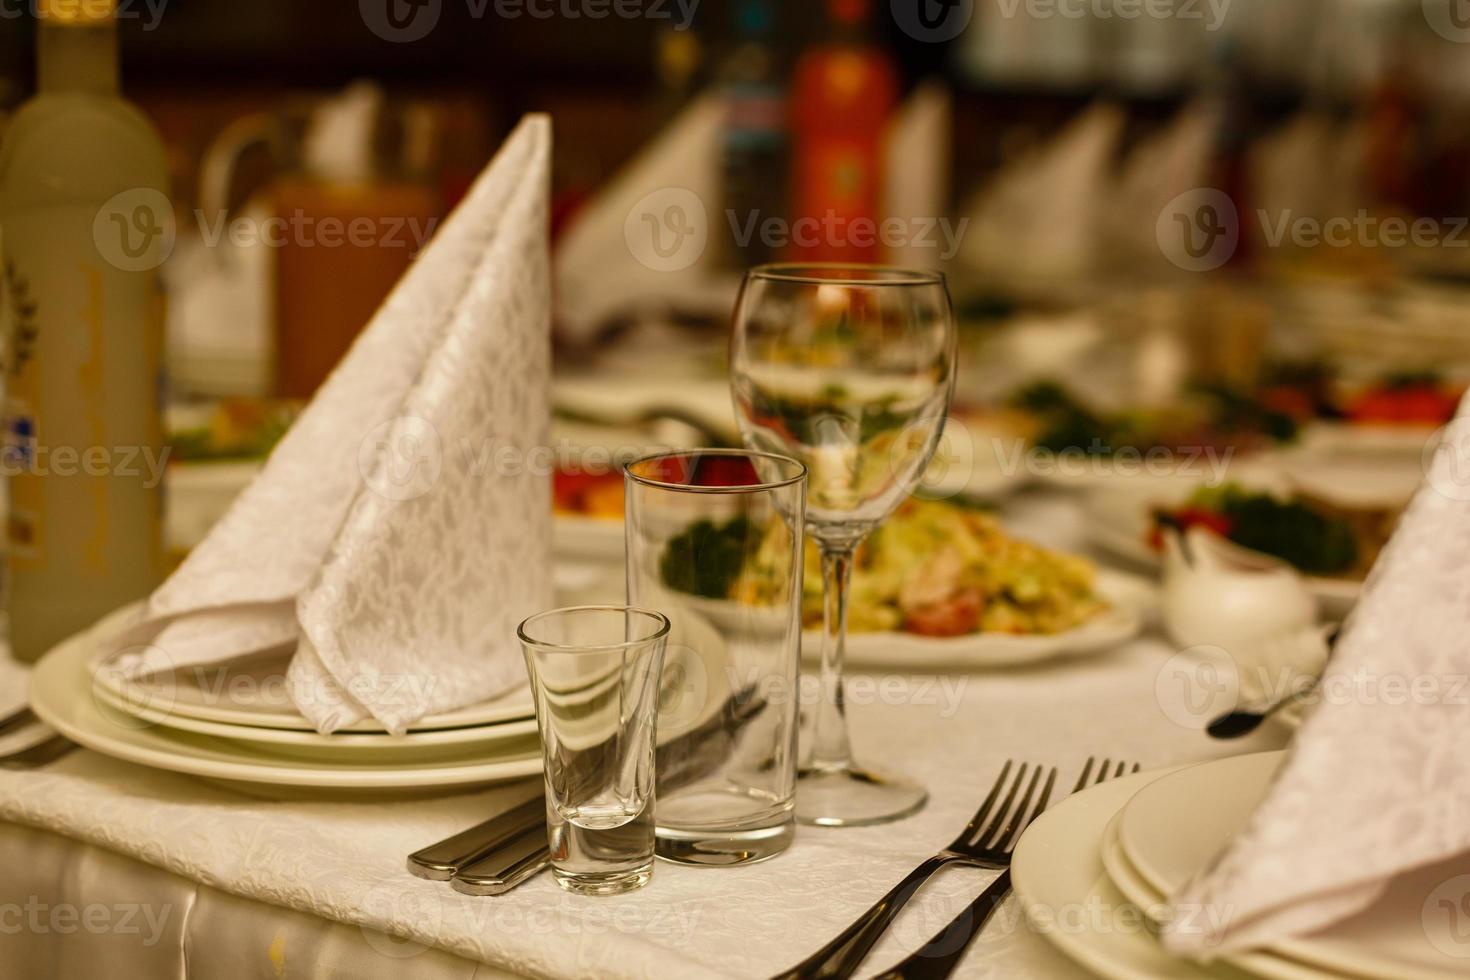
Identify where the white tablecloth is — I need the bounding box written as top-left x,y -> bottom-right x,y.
0,492 -> 1292,979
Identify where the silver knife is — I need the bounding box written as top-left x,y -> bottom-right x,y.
415,689 -> 766,893
450,825 -> 551,896
406,795 -> 544,880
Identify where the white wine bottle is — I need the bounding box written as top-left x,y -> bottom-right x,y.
0,0 -> 169,661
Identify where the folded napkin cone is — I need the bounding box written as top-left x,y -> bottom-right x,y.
107,116 -> 554,734
1165,396 -> 1470,955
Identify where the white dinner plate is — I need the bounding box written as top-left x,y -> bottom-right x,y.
89,681 -> 539,763
32,620 -> 543,791
1012,766 -> 1237,980
88,614 -> 536,734
1120,753 -> 1465,980
1097,812 -> 1347,980
920,414 -> 1029,501
802,569 -> 1155,670
552,513 -> 625,562
1081,484 -> 1363,616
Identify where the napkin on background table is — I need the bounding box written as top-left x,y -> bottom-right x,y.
106,116 -> 554,735
956,103 -> 1125,287
1164,394 -> 1470,955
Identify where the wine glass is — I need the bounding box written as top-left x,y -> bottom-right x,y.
730,264 -> 957,826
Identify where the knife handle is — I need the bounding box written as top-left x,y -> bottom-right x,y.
450,826 -> 551,896
406,795 -> 544,880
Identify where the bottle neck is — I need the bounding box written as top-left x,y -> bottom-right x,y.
38,22 -> 119,95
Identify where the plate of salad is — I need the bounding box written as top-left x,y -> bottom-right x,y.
1082,480 -> 1404,614
658,498 -> 1153,670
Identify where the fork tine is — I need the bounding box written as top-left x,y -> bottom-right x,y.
985,764 -> 1042,851
969,762 -> 1027,847
1071,757 -> 1096,793
1132,763 -> 1142,773
1095,759 -> 1112,785
1114,760 -> 1127,779
997,766 -> 1058,852
954,760 -> 1013,847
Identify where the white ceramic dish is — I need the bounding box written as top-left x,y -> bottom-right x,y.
552,513 -> 625,562
921,414 -> 1030,501
33,621 -> 543,791
802,569 -> 1156,670
1097,812 -> 1346,980
1012,766 -> 1230,980
89,635 -> 536,734
1081,485 -> 1363,615
1119,753 -> 1465,980
1011,760 -> 1339,980
89,681 -> 538,762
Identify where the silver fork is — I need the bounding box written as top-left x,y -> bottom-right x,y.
871,759 -> 1142,980
773,760 -> 1060,980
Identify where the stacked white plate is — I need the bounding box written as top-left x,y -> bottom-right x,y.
1012,752 -> 1466,979
29,607 -> 543,794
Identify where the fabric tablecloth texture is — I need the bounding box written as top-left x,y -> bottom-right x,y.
0,494 -> 1291,979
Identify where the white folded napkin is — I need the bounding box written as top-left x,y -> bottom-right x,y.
956,103 -> 1124,285
1164,394 -> 1470,955
1100,101 -> 1218,275
882,81 -> 951,268
108,116 -> 553,734
553,93 -> 734,344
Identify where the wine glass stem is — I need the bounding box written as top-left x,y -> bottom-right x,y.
810,544 -> 856,773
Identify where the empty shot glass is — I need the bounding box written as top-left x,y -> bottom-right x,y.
518,605 -> 670,896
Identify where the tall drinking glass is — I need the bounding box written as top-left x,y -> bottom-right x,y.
730,264 -> 957,826
518,605 -> 670,896
625,449 -> 806,865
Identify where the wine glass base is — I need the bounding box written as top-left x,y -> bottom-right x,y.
795,763 -> 928,827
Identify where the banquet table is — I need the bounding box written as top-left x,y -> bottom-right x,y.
0,489 -> 1292,980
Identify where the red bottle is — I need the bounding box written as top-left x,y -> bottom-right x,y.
789,0 -> 898,263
